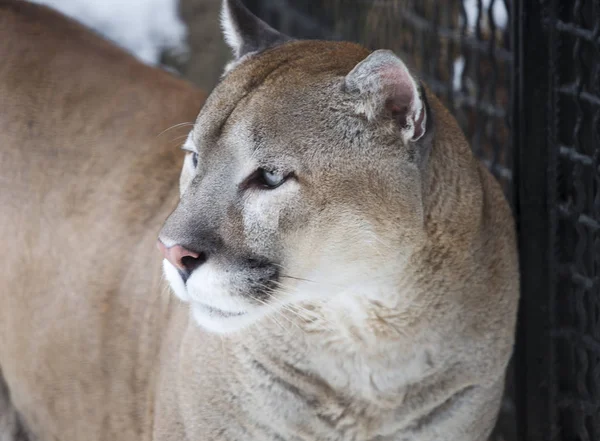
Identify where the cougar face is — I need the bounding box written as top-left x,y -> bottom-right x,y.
159,20 -> 433,335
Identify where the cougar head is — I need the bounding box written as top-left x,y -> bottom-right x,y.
158,0 -> 433,334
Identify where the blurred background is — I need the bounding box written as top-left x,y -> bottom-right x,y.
28,0 -> 229,89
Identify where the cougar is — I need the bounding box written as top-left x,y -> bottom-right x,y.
0,1 -> 519,440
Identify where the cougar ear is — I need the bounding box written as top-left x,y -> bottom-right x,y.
221,0 -> 291,59
345,50 -> 428,144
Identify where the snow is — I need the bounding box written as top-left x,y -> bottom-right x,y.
454,0 -> 508,91
28,0 -> 188,66
463,0 -> 508,31
452,56 -> 465,91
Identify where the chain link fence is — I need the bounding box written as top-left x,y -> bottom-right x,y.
514,1 -> 600,441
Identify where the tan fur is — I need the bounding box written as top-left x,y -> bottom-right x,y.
0,1 -> 518,441
0,1 -> 204,440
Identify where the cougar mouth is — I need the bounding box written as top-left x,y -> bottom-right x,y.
196,303 -> 246,318
178,269 -> 191,284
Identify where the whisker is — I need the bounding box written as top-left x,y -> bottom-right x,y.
247,291 -> 290,334
250,284 -> 312,334
265,281 -> 340,332
156,122 -> 194,138
169,134 -> 193,144
279,274 -> 320,284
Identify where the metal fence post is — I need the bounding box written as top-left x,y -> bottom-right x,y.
513,0 -> 558,440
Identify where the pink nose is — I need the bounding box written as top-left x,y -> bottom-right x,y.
157,240 -> 201,272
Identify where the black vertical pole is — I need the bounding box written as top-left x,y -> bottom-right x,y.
513,0 -> 558,440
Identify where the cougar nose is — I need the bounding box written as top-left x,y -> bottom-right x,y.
157,240 -> 206,279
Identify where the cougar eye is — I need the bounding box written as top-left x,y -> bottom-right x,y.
242,168 -> 289,190
261,169 -> 286,188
